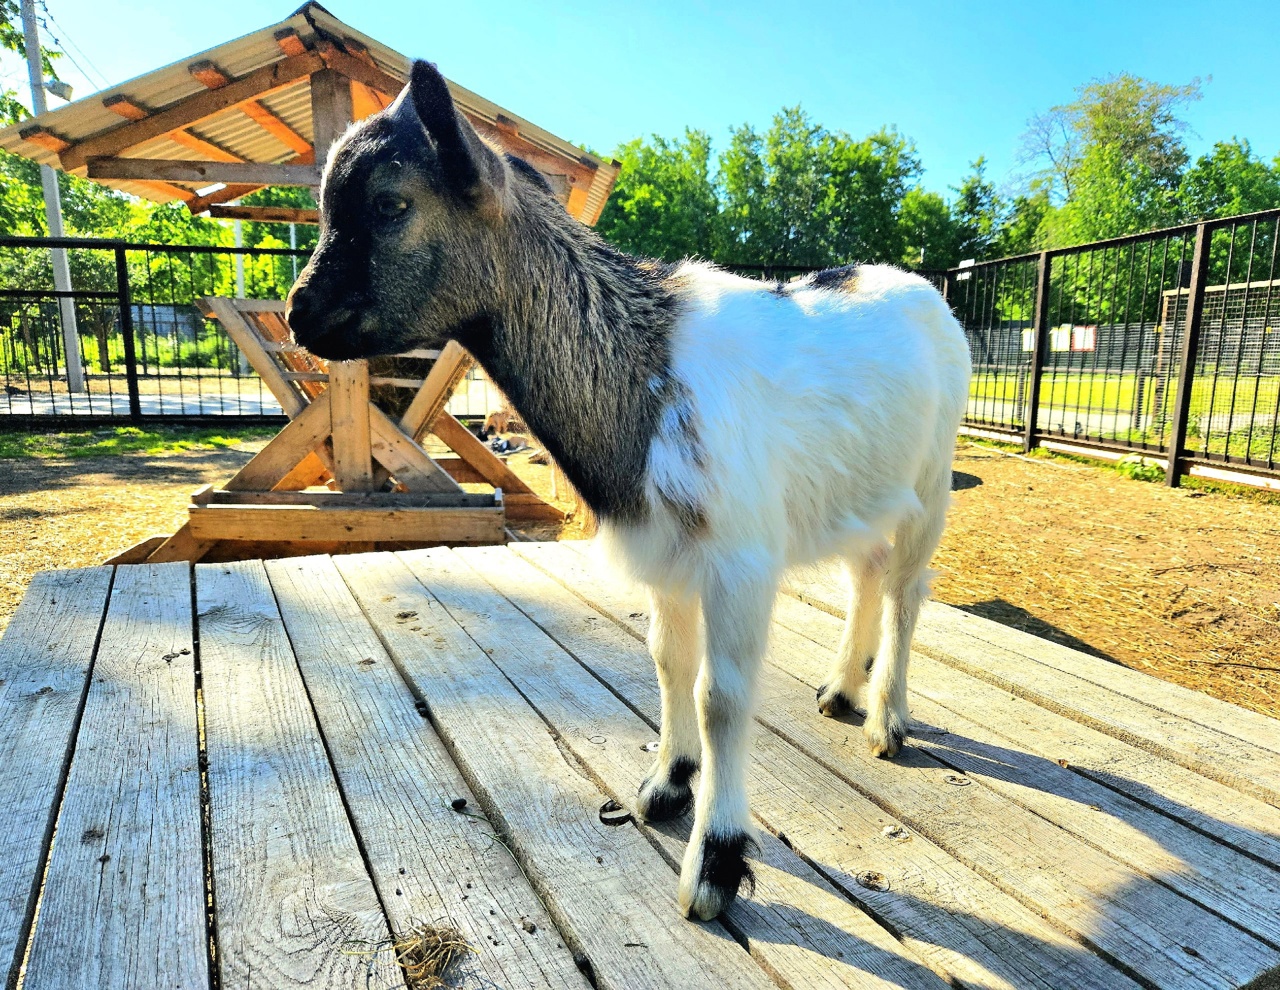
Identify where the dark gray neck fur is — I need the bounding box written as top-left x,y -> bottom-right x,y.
450,196 -> 683,522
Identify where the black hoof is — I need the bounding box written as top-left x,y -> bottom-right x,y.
692,832 -> 758,918
816,685 -> 853,717
636,757 -> 696,822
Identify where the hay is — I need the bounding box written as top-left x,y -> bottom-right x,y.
392,920 -> 477,989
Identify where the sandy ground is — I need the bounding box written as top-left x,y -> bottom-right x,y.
1,437 -> 1276,718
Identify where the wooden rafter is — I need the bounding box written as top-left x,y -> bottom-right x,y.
59,51 -> 324,170
168,128 -> 243,162
19,126 -> 69,153
185,183 -> 265,215
190,59 -> 313,158
274,28 -> 309,58
208,205 -> 319,224
239,100 -> 311,155
87,158 -> 319,186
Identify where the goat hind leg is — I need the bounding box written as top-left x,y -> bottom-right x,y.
679,559 -> 774,921
865,491 -> 948,758
817,543 -> 887,717
636,588 -> 702,823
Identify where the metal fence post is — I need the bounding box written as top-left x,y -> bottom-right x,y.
1022,250 -> 1052,451
1166,223 -> 1211,487
114,245 -> 142,423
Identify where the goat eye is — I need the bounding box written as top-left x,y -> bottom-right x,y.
376,197 -> 409,218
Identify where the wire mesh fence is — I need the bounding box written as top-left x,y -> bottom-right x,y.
942,208 -> 1280,485
0,237 -> 304,422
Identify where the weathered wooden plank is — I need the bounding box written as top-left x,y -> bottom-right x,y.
766,593 -> 1280,874
0,567 -> 113,987
909,617 -> 1280,807
22,563 -> 207,990
332,550 -> 779,990
209,490 -> 495,508
327,361 -> 374,491
755,592 -> 1280,951
145,519 -> 217,563
196,561 -> 398,988
431,412 -> 535,494
519,541 -> 1279,990
86,157 -> 320,186
400,340 -> 472,438
429,546 -> 950,990
918,600 -> 1280,756
205,297 -> 306,418
788,571 -> 1280,760
188,504 -> 504,544
509,542 -> 1146,990
263,555 -> 594,990
222,393 -> 333,492
368,405 -> 462,494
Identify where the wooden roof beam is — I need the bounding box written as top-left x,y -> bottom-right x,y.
59,51 -> 324,171
87,158 -> 320,186
274,28 -> 309,58
19,126 -> 70,153
239,100 -> 311,155
185,183 -> 265,215
208,205 -> 319,224
189,58 -> 312,158
104,93 -> 244,163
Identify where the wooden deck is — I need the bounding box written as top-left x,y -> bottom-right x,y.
2,542 -> 1279,990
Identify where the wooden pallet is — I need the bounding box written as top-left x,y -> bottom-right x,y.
3,543 -> 1278,989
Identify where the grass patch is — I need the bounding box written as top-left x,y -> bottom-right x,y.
0,425 -> 276,459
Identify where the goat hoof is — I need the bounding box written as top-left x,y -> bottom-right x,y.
679,832 -> 756,921
866,720 -> 906,758
816,684 -> 853,718
636,778 -> 693,823
636,757 -> 697,823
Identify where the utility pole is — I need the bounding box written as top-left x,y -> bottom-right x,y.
21,0 -> 85,392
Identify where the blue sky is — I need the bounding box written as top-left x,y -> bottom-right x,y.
6,0 -> 1277,199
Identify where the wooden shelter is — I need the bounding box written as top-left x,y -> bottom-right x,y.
0,2 -> 621,225
0,4 -> 620,556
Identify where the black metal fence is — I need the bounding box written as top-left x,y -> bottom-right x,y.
944,208 -> 1280,486
0,236 -> 309,426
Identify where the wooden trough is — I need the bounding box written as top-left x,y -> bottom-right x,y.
2,542 -> 1278,989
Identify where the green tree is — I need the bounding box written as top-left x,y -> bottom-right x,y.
898,188 -> 959,268
0,0 -> 60,125
716,108 -> 919,267
596,129 -> 718,261
1021,73 -> 1201,245
1178,139 -> 1280,221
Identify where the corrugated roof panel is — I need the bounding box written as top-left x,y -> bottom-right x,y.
0,3 -> 615,223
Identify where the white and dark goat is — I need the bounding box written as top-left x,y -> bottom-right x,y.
286,61 -> 972,921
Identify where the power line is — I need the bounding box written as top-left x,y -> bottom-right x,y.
34,0 -> 112,91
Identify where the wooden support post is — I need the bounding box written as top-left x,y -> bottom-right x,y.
328,361 -> 374,491
1023,251 -> 1052,452
310,68 -> 354,165
1167,222 -> 1212,488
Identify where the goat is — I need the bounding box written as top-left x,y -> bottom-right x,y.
286,61 -> 972,922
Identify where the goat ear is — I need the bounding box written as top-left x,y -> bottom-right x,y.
405,60 -> 509,216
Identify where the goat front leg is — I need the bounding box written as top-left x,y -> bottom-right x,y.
636,588 -> 702,823
679,560 -> 773,921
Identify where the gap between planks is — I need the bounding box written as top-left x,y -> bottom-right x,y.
515,541 -> 1280,990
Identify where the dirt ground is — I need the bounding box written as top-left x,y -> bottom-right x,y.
1,436 -> 1276,718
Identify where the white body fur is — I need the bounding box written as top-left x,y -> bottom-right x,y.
599,262 -> 971,919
